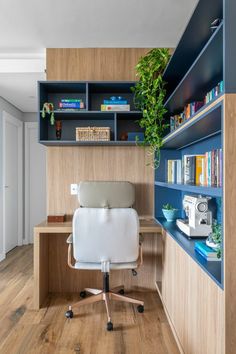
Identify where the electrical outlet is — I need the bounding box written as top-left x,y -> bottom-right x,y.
70,184 -> 78,195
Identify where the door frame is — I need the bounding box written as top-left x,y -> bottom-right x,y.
2,111 -> 23,257
24,122 -> 38,244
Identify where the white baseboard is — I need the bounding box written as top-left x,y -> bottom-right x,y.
0,253 -> 6,262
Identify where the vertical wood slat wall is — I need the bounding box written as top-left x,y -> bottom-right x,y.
46,49 -> 154,217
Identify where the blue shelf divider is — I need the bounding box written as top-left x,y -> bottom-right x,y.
155,181 -> 222,197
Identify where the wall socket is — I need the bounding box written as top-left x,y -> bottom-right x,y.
70,184 -> 78,195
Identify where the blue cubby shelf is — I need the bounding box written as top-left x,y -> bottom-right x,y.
156,217 -> 223,288
163,97 -> 223,149
38,81 -> 145,146
155,181 -> 222,197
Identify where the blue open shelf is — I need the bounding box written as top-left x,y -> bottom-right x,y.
163,98 -> 223,149
155,181 -> 222,197
156,218 -> 223,288
164,23 -> 223,114
163,0 -> 222,97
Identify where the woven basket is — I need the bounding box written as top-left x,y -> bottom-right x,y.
76,126 -> 111,141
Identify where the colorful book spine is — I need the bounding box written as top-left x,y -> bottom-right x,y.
103,100 -> 128,105
101,104 -> 130,111
195,155 -> 205,185
59,102 -> 84,109
61,99 -> 81,103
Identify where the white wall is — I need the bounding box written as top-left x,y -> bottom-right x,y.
0,97 -> 23,259
22,112 -> 37,122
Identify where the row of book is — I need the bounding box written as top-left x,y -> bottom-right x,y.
58,98 -> 85,110
205,81 -> 224,104
101,96 -> 130,111
170,81 -> 224,132
167,149 -> 223,187
195,241 -> 220,261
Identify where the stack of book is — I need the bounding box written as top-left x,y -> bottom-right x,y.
205,81 -> 224,104
166,149 -> 223,187
59,98 -> 85,110
167,160 -> 182,183
101,97 -> 130,111
195,241 -> 220,261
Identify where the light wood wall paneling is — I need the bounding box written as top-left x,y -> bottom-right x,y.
224,93 -> 236,354
34,231 -> 49,309
47,146 -> 154,217
47,233 -> 160,293
46,48 -> 152,81
161,231 -> 224,354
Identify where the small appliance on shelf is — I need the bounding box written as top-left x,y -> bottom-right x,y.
176,195 -> 212,237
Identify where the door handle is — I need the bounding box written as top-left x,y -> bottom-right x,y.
4,185 -> 9,188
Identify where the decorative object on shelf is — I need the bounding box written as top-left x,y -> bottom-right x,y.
120,132 -> 128,141
127,132 -> 144,142
41,102 -> 55,125
162,203 -> 179,222
176,195 -> 212,237
206,221 -> 222,259
132,48 -> 171,168
76,126 -> 111,142
47,214 -> 66,223
210,18 -> 222,33
55,120 -> 62,140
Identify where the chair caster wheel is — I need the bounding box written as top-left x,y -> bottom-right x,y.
65,310 -> 73,319
107,321 -> 113,331
80,291 -> 86,298
118,289 -> 125,295
137,305 -> 144,313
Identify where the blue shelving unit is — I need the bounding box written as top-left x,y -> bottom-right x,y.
156,2 -> 224,287
38,81 -> 143,146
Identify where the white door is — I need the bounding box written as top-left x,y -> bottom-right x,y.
25,123 -> 46,243
3,112 -> 23,254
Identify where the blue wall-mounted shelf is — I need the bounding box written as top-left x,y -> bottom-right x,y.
38,81 -> 144,146
164,23 -> 223,114
163,99 -> 223,149
155,181 -> 222,197
156,218 -> 223,288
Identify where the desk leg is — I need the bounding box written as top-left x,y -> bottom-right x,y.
34,231 -> 49,310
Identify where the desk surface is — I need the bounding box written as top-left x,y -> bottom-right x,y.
35,218 -> 161,234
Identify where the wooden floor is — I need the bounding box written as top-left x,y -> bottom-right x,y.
0,246 -> 179,354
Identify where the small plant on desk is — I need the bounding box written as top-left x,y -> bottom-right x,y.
162,203 -> 179,222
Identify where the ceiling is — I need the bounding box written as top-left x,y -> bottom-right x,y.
0,0 -> 198,112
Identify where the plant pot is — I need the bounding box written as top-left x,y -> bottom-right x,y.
162,209 -> 178,222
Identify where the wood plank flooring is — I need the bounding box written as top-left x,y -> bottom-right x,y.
0,246 -> 179,354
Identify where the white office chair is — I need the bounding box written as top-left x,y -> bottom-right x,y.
65,181 -> 144,331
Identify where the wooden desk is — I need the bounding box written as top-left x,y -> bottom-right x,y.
34,218 -> 161,309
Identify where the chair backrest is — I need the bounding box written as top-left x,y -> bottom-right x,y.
73,181 -> 139,264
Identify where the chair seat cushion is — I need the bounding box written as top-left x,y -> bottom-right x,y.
74,261 -> 138,270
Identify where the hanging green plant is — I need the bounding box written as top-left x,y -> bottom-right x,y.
132,48 -> 171,168
41,102 -> 55,125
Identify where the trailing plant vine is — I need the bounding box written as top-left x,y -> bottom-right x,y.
132,48 -> 171,168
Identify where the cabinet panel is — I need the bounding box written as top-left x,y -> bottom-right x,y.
162,231 -> 224,354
